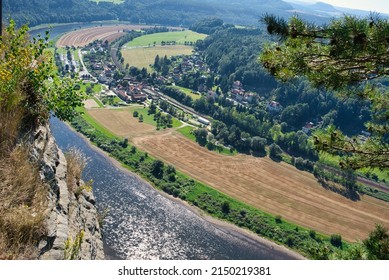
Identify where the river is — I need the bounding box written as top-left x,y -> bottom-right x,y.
50,117 -> 300,260
29,22 -> 122,41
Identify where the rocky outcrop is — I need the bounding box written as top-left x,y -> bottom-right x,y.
30,125 -> 104,260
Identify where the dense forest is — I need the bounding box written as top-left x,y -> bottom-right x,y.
3,0 -> 117,27
3,0 -> 329,27
196,27 -> 276,91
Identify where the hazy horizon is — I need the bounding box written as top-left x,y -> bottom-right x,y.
287,0 -> 389,14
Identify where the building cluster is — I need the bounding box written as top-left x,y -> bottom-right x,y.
111,77 -> 148,103
167,54 -> 210,83
266,100 -> 283,113
229,80 -> 257,104
97,63 -> 117,84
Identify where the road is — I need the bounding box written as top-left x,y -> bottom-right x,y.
78,48 -> 96,81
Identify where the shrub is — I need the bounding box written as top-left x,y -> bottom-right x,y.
330,234 -> 343,248
269,144 -> 283,161
221,201 -> 230,214
65,148 -> 87,193
64,231 -> 84,260
0,147 -> 46,259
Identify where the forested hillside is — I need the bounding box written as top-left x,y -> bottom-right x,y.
3,0 -> 324,27
174,25 -> 371,161
3,0 -> 116,27
197,27 -> 276,91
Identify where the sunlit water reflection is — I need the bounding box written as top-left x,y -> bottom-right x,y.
51,118 -> 297,260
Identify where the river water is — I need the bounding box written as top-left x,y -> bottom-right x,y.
50,117 -> 298,260
29,22 -> 121,41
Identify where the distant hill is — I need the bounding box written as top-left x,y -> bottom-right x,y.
285,0 -> 389,18
2,0 -> 117,26
3,0 -> 382,28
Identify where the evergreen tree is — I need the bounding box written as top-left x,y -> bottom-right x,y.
260,14 -> 389,171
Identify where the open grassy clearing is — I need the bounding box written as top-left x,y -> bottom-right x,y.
319,152 -> 388,182
132,131 -> 389,242
170,85 -> 202,100
84,99 -> 101,109
79,83 -> 102,94
177,126 -> 196,142
122,45 -> 193,71
124,30 -> 207,48
127,107 -> 159,127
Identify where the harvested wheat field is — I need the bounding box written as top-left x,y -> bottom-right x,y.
56,25 -> 154,47
132,131 -> 389,241
87,108 -> 155,138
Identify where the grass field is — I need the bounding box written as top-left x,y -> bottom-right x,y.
122,45 -> 193,71
124,31 -> 207,48
87,108 -> 156,138
177,126 -> 196,141
319,152 -> 389,182
170,85 -> 202,100
79,83 -> 102,94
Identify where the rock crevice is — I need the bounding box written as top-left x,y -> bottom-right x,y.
31,125 -> 104,260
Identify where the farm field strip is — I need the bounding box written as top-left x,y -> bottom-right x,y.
87,108 -> 156,138
56,25 -> 154,47
123,30 -> 207,48
132,131 -> 389,241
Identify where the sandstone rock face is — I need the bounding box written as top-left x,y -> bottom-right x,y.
31,125 -> 104,260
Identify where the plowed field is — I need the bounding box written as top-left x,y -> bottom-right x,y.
56,25 -> 154,47
133,132 -> 389,241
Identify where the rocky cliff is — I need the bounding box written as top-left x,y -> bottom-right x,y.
30,125 -> 104,260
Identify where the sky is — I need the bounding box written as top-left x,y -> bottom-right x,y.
297,0 -> 389,14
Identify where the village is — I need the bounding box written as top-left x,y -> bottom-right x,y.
53,38 -> 328,137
